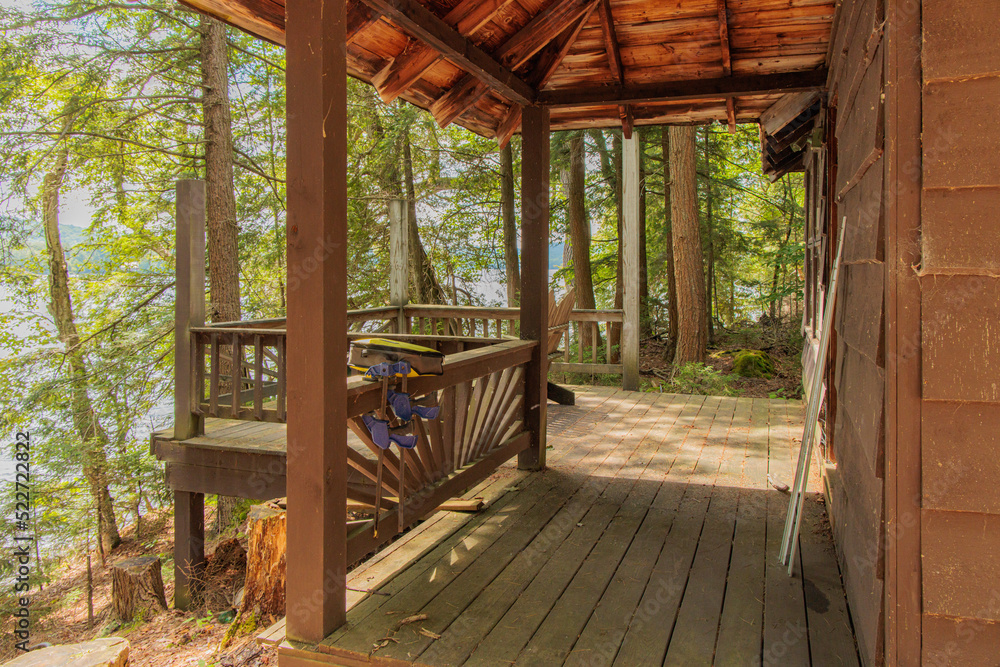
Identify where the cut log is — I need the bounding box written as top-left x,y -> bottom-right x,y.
223,502 -> 286,648
239,502 -> 287,620
110,557 -> 167,623
2,638 -> 129,667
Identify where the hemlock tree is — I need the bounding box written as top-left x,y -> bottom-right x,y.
668,125 -> 707,364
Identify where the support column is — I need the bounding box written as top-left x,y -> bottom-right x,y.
518,105 -> 550,471
285,0 -> 348,643
173,490 -> 204,610
622,134 -> 641,391
389,198 -> 409,332
174,180 -> 205,441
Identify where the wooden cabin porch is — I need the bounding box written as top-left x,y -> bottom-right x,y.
261,386 -> 858,666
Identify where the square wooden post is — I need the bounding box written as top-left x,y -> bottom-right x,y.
173,490 -> 204,610
284,0 -> 349,643
389,198 -> 409,332
518,105 -> 550,471
622,135 -> 641,391
174,180 -> 205,440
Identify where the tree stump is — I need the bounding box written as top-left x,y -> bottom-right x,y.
223,501 -> 285,648
240,502 -> 286,619
111,556 -> 167,623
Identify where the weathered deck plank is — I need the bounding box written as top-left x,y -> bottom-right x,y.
261,387 -> 854,667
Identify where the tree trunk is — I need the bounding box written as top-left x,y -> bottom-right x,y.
403,129 -> 448,305
201,17 -> 242,534
703,128 -> 715,345
43,149 -> 122,553
500,144 -> 520,306
662,129 -> 679,361
568,133 -> 598,350
200,17 -> 241,325
111,556 -> 167,622
669,126 -> 707,365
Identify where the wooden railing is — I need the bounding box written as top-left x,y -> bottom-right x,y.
190,325 -> 287,423
341,339 -> 534,560
553,309 -> 625,376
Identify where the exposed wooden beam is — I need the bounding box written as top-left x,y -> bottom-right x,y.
361,0 -> 535,106
597,0 -> 624,85
493,3 -> 595,146
372,0 -> 515,104
497,0 -> 600,69
179,0 -> 379,49
496,105 -> 522,149
619,104 -> 634,139
538,69 -> 828,107
431,0 -> 598,127
718,0 -> 732,76
179,0 -> 285,46
528,1 -> 597,89
726,97 -> 737,133
347,3 -> 381,43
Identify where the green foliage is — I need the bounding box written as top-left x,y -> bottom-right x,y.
732,350 -> 775,378
664,363 -> 735,396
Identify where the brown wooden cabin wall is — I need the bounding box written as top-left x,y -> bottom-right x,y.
824,0 -> 887,663
919,2 -> 1000,662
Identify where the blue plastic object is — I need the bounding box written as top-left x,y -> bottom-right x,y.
362,414 -> 391,449
363,360 -> 411,381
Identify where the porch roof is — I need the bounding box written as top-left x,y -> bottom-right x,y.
180,0 -> 832,142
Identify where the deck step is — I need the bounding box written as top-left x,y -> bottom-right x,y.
256,617 -> 286,646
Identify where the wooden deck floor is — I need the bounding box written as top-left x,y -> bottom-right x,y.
282,386 -> 858,667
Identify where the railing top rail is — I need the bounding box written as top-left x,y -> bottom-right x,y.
205,317 -> 287,329
346,339 -> 536,418
191,326 -> 287,336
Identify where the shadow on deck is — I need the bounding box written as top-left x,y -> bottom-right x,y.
274,387 -> 859,667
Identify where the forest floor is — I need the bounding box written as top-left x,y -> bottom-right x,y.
561,322 -> 805,400
0,509 -> 276,667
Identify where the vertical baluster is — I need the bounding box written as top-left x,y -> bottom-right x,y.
232,332 -> 242,418
606,321 -> 613,365
495,318 -> 502,338
209,333 -> 220,417
432,317 -> 439,335
276,335 -> 286,422
577,322 -> 583,363
192,335 -> 206,416
254,335 -> 264,421
592,322 -> 598,365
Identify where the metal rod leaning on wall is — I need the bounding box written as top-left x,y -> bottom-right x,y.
780,223 -> 845,574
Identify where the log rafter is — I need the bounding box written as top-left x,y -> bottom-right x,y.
718,0 -> 732,77
360,0 -> 536,106
373,0 -> 516,104
431,0 -> 600,128
538,69 -> 828,107
495,2 -> 597,147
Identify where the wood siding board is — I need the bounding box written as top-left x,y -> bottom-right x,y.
922,187 -> 1000,272
922,510 -> 1000,621
922,400 -> 1000,514
922,614 -> 1000,666
835,261 -> 885,364
921,275 -> 1000,403
923,77 -> 1000,189
923,0 -> 1000,82
838,155 -> 884,262
835,44 -> 884,195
